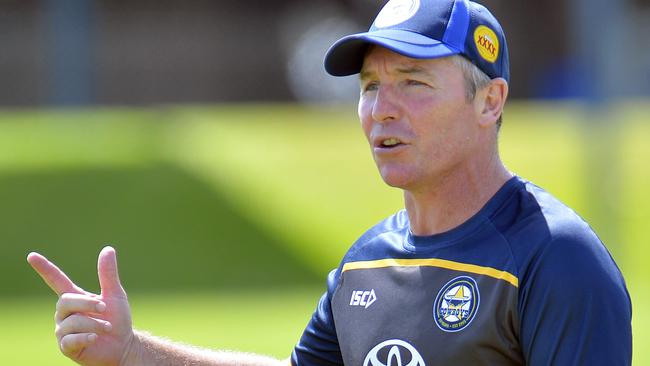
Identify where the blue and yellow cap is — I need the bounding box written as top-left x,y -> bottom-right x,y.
324,0 -> 509,82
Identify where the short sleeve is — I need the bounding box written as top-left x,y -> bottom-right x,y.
518,234 -> 632,365
291,269 -> 343,366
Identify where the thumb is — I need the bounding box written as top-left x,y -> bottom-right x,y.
97,246 -> 127,298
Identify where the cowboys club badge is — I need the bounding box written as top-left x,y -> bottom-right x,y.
433,276 -> 480,332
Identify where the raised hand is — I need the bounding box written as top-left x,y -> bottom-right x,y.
27,247 -> 137,366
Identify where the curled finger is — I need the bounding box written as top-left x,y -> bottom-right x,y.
59,333 -> 97,356
56,314 -> 112,341
55,293 -> 106,322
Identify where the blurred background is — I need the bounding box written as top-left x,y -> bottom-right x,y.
0,0 -> 648,364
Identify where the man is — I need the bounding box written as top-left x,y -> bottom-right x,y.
29,0 -> 632,365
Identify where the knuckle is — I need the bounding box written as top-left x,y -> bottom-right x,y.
60,334 -> 84,355
56,314 -> 78,338
60,292 -> 75,301
54,307 -> 70,322
59,336 -> 73,354
54,324 -> 64,339
55,296 -> 72,316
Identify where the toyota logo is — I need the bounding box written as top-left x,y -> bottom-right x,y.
363,339 -> 426,366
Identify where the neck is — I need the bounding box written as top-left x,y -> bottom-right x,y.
405,155 -> 512,236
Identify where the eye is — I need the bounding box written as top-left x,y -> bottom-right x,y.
361,81 -> 379,93
405,79 -> 428,87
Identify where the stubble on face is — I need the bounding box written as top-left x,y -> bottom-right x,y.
357,47 -> 480,193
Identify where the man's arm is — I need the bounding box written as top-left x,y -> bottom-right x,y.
27,246 -> 285,366
518,235 -> 632,365
125,330 -> 287,366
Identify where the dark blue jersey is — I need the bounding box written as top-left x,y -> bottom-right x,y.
291,176 -> 632,365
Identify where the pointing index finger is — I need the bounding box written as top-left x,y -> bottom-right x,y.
27,252 -> 85,296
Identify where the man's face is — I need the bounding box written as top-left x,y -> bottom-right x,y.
358,47 -> 483,192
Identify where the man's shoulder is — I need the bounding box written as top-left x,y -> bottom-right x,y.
509,180 -> 632,364
497,178 -> 622,287
493,177 -> 600,250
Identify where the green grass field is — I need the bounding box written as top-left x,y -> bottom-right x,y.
0,102 -> 647,364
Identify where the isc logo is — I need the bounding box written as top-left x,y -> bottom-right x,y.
350,289 -> 377,309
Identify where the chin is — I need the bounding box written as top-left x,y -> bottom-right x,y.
378,167 -> 415,189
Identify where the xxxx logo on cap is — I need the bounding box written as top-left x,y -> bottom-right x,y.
474,25 -> 499,63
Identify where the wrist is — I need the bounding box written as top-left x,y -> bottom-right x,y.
119,330 -> 143,366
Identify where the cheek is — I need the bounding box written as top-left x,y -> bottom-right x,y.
425,108 -> 478,157
410,101 -> 468,150
358,98 -> 373,139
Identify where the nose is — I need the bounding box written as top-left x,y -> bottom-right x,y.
371,85 -> 400,123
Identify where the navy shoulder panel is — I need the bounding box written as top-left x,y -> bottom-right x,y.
491,177 -> 632,365
343,209 -> 410,263
291,269 -> 344,366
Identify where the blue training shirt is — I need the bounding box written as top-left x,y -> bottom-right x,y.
291,176 -> 632,365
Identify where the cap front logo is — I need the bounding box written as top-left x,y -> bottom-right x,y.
474,25 -> 499,63
374,0 -> 421,28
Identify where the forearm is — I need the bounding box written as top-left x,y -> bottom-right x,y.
123,330 -> 288,366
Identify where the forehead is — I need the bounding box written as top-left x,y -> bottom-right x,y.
360,46 -> 456,78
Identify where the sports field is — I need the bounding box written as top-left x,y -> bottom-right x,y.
0,103 -> 647,364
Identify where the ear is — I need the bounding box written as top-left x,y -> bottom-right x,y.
475,78 -> 508,128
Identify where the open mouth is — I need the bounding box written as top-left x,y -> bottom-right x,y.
380,138 -> 404,148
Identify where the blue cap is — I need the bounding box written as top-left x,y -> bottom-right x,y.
324,0 -> 509,82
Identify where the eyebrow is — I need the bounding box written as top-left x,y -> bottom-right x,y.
359,65 -> 434,82
396,65 -> 432,77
